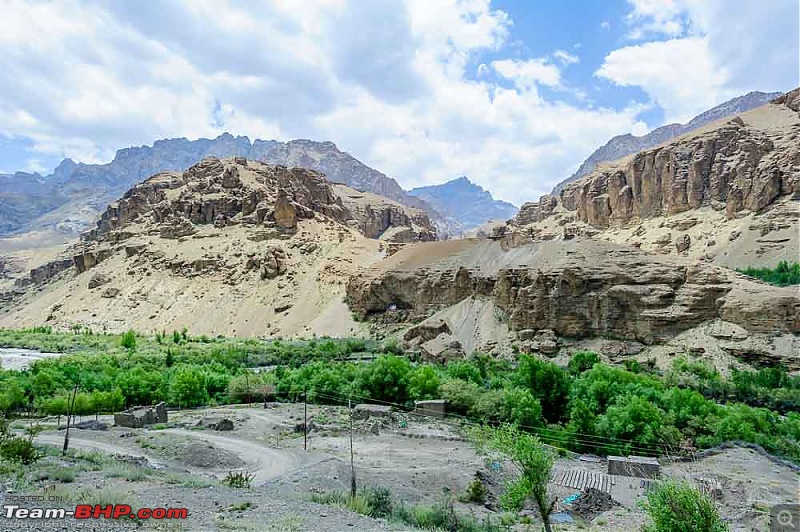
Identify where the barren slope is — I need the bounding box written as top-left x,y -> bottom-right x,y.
0,158 -> 435,337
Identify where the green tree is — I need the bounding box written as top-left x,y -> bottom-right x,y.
120,329 -> 137,350
408,365 -> 441,400
473,424 -> 556,532
117,365 -> 164,406
642,480 -> 728,532
595,394 -> 680,455
0,382 -> 27,416
169,366 -> 209,407
514,355 -> 570,423
358,355 -> 411,404
568,351 -> 600,375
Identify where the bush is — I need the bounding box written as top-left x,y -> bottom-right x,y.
568,351 -> 600,375
223,471 -> 254,489
119,330 -> 137,350
737,260 -> 800,286
642,480 -> 728,532
366,486 -> 393,518
37,467 -> 76,483
0,421 -> 40,465
461,478 -> 488,503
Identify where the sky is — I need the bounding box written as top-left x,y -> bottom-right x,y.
0,0 -> 798,203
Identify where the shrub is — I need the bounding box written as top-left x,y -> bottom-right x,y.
737,260 -> 800,286
0,421 -> 40,465
37,467 -> 75,483
568,351 -> 600,375
461,478 -> 488,503
223,471 -> 254,489
119,330 -> 137,350
366,487 -> 393,518
642,480 -> 728,532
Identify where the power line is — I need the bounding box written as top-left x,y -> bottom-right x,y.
305,389 -> 676,456
308,389 -> 669,453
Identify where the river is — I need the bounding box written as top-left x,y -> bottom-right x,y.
0,347 -> 62,371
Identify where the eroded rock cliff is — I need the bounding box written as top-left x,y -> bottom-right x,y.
346,238 -> 800,367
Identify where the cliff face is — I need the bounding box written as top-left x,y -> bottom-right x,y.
559,116 -> 797,228
346,238 -> 800,366
551,91 -> 782,195
513,90 -> 800,232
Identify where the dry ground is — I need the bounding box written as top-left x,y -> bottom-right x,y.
1,403 -> 796,531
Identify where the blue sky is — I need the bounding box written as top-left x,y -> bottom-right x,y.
0,0 -> 797,202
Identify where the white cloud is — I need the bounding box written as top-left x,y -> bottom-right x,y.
596,37 -> 732,123
600,0 -> 797,124
18,0 -> 784,206
492,58 -> 562,91
554,50 -> 579,65
0,0 -> 649,202
625,0 -> 687,39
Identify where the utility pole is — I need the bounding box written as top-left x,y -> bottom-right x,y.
349,398 -> 356,498
303,388 -> 308,451
62,385 -> 79,455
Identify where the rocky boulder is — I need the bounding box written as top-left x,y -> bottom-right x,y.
114,402 -> 168,428
88,272 -> 111,289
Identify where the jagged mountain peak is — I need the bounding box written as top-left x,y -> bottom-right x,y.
409,176 -> 517,236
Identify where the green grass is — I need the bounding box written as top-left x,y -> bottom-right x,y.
310,488 -> 503,531
104,464 -> 151,481
35,466 -> 75,483
163,472 -> 217,488
738,260 -> 800,286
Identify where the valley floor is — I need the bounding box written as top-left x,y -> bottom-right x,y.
3,403 -> 797,531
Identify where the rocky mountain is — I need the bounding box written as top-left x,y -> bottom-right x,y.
504,89 -> 800,270
0,134 -> 435,238
347,238 -> 799,367
551,91 -> 782,195
342,89 -> 800,367
408,177 -> 518,235
1,157 -> 435,336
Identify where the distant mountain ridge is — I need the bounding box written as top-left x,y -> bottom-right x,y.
0,134 -> 435,238
551,91 -> 783,195
409,176 -> 518,236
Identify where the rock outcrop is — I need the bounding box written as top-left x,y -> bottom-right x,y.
86,158 -> 351,243
558,116 -> 796,229
114,402 -> 168,428
551,91 -> 782,195
0,134 -> 441,240
347,239 -> 799,347
333,185 -> 437,243
504,90 -> 800,268
64,158 -> 435,277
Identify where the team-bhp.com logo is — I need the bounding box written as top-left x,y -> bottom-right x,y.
4,504 -> 188,520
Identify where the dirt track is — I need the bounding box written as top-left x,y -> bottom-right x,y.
19,403 -> 800,531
